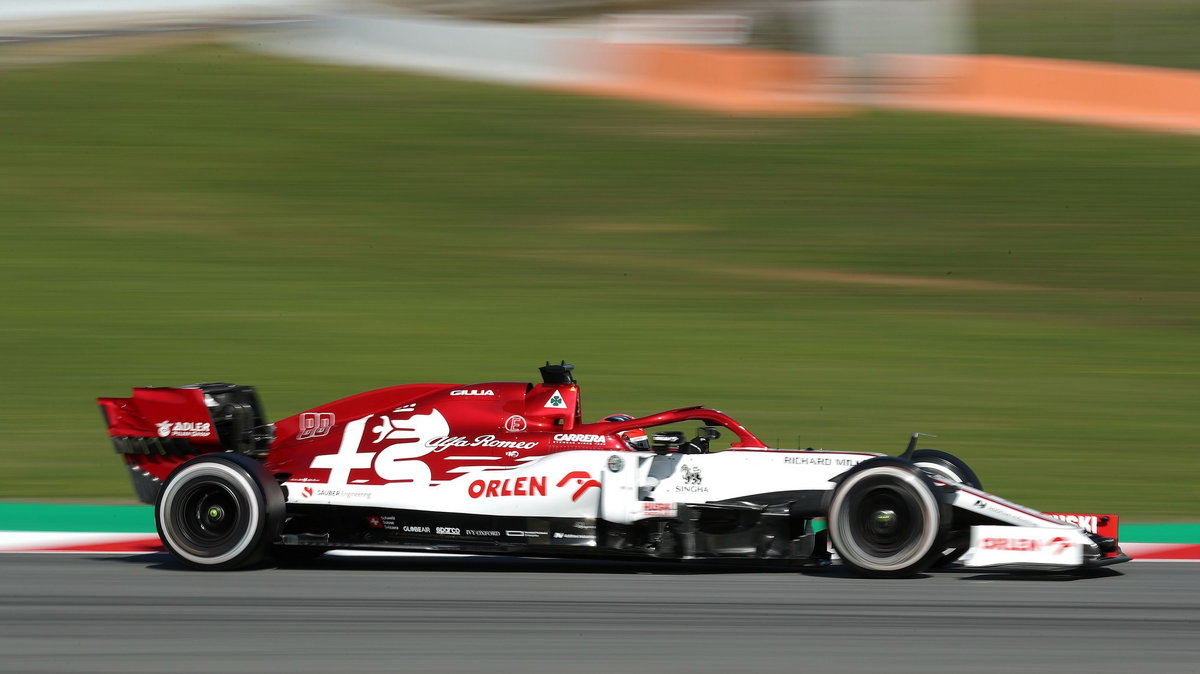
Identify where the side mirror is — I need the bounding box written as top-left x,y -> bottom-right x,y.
697,426 -> 722,441
652,431 -> 686,446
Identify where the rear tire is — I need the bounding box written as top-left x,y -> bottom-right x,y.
156,454 -> 284,570
828,458 -> 947,578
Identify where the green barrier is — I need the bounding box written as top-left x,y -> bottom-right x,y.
0,503 -> 155,533
1,503 -> 1198,542
1121,523 -> 1200,544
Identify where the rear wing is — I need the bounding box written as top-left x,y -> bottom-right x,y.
97,383 -> 273,503
98,383 -> 271,454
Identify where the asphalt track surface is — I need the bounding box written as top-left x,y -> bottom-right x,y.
1,553 -> 1196,674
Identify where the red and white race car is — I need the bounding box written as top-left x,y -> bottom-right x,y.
98,362 -> 1127,577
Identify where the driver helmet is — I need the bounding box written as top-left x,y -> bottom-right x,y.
618,429 -> 650,451
603,414 -> 650,451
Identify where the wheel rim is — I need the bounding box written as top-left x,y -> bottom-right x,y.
177,480 -> 245,550
845,482 -> 923,559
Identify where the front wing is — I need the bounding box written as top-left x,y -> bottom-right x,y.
944,484 -> 1128,570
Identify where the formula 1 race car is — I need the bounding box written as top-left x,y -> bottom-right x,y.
97,362 -> 1128,577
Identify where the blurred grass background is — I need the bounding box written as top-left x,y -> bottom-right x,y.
1,42 -> 1197,518
976,0 -> 1200,70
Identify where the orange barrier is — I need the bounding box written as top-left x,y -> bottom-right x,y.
559,44 -> 1200,133
878,54 -> 1200,134
562,42 -> 850,116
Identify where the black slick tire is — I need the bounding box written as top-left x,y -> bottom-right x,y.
156,453 -> 284,570
828,458 -> 948,578
911,449 -> 981,567
911,449 -> 982,490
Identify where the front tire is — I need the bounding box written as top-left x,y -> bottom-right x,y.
911,449 -> 980,567
828,458 -> 947,578
911,449 -> 981,490
156,454 -> 284,570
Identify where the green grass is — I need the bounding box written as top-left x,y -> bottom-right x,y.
1,44 -> 1198,519
976,0 -> 1200,70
